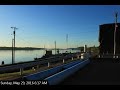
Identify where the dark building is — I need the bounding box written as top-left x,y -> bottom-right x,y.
99,23 -> 120,54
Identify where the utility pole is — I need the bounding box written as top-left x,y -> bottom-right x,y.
11,27 -> 18,63
12,39 -> 14,64
114,12 -> 118,58
66,34 -> 68,50
55,41 -> 56,55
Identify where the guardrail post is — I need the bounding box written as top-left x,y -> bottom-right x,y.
48,62 -> 50,67
37,65 -> 39,69
98,55 -> 101,58
32,67 -> 36,71
72,57 -> 73,60
20,68 -> 23,75
63,59 -> 64,63
116,56 -> 118,58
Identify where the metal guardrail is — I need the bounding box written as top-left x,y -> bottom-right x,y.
23,59 -> 83,80
23,64 -> 64,80
0,53 -> 81,74
45,59 -> 90,85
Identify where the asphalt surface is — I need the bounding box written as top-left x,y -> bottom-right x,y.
60,58 -> 120,85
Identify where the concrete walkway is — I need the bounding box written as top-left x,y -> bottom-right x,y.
60,58 -> 120,85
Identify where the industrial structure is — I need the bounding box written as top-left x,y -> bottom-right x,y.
98,12 -> 120,58
99,23 -> 120,55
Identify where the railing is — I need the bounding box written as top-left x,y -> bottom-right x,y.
98,53 -> 120,58
45,59 -> 90,85
0,53 -> 81,75
23,59 -> 83,80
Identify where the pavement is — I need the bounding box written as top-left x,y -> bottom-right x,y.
60,58 -> 120,85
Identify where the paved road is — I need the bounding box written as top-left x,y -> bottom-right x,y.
60,58 -> 120,85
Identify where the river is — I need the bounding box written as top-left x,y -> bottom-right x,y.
0,49 -> 80,65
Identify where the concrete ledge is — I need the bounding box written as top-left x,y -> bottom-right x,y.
45,59 -> 90,85
23,65 -> 64,80
63,60 -> 83,69
23,59 -> 82,80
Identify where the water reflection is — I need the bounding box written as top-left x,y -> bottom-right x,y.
0,49 -> 80,65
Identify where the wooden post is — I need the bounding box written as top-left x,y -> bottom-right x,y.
20,68 -> 23,75
99,55 -> 101,58
77,55 -> 79,59
48,62 -> 50,67
116,56 -> 118,58
37,65 -> 39,69
63,59 -> 65,63
32,67 -> 35,71
72,57 -> 73,60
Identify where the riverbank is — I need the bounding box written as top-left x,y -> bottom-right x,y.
0,47 -> 44,50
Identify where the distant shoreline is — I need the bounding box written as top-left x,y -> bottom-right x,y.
0,46 -> 99,51
0,47 -> 44,50
0,47 -> 67,50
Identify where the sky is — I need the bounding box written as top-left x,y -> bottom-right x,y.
0,5 -> 120,49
